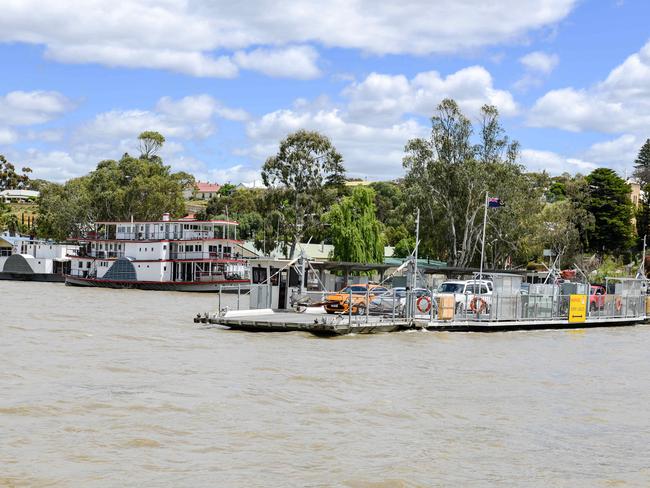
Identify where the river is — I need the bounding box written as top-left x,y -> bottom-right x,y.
1,281 -> 650,487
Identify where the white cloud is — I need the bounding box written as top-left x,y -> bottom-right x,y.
514,51 -> 559,91
46,44 -> 239,78
242,65 -> 519,179
519,51 -> 559,74
520,148 -> 597,174
583,134 -> 641,170
529,40 -> 650,133
0,90 -> 74,126
0,128 -> 18,145
0,1 -> 577,77
19,149 -> 89,181
77,94 -> 247,143
246,108 -> 426,180
233,46 -> 320,79
344,66 -> 518,125
11,94 -> 252,182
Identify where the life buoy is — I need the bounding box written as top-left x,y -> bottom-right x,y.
416,295 -> 432,313
615,296 -> 622,312
470,296 -> 487,313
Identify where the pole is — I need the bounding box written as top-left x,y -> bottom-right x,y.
641,234 -> 647,278
414,208 -> 420,290
479,191 -> 488,282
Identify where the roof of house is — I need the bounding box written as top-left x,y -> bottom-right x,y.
195,181 -> 221,192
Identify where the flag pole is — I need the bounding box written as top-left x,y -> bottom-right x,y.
479,191 -> 488,282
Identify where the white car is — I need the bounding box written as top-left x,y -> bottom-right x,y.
436,279 -> 492,314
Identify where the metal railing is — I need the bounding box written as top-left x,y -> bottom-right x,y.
78,231 -> 236,241
210,280 -> 648,327
169,251 -> 244,261
67,249 -> 125,259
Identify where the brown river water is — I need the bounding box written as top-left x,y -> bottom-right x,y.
2,281 -> 650,487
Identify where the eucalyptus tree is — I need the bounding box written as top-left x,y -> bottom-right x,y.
0,155 -> 32,191
262,129 -> 345,257
403,99 -> 521,267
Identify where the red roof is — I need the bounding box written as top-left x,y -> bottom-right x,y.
196,181 -> 220,192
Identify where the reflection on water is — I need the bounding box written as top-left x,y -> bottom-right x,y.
2,281 -> 650,487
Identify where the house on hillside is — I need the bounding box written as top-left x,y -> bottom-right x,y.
183,181 -> 221,200
627,179 -> 642,208
0,189 -> 40,203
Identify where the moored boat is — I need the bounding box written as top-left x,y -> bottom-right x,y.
64,213 -> 250,292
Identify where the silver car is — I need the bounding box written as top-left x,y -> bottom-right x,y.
369,287 -> 431,315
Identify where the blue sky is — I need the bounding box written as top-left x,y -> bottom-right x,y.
0,0 -> 649,184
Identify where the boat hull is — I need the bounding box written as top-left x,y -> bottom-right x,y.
64,275 -> 249,292
0,272 -> 65,283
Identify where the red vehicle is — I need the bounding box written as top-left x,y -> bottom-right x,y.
589,285 -> 606,310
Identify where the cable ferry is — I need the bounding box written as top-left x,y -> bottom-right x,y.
65,213 -> 250,291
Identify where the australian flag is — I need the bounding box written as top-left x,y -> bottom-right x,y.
488,197 -> 505,208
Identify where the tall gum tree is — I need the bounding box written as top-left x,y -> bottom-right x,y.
262,129 -> 345,258
402,99 -> 521,268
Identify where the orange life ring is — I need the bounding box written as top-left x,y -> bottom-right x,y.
470,296 -> 487,313
615,296 -> 622,312
416,296 -> 432,313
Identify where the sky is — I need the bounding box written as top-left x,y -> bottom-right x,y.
1,0 -> 650,185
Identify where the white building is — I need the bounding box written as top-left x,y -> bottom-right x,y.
0,189 -> 40,203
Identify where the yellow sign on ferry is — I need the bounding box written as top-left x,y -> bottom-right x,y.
568,294 -> 587,323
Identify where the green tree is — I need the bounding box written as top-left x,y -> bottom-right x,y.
218,183 -> 237,197
535,199 -> 582,266
35,178 -> 94,240
403,99 -> 520,267
262,129 -> 345,257
393,237 -> 416,259
138,131 -> 165,159
0,155 -> 32,191
586,168 -> 634,254
324,186 -> 385,263
633,138 -> 650,186
36,132 -> 190,240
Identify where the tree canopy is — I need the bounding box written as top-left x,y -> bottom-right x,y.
0,155 -> 32,191
324,186 -> 385,263
402,99 -> 524,267
262,129 -> 345,257
586,168 -> 634,253
35,132 -> 192,240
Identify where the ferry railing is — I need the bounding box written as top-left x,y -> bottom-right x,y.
446,291 -> 646,323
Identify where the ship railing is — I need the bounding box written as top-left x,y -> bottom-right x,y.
67,249 -> 125,259
77,231 -> 234,241
169,251 -> 245,261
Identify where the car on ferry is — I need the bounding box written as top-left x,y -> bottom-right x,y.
369,287 -> 431,315
323,284 -> 389,314
589,284 -> 606,310
435,279 -> 492,314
